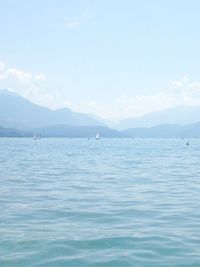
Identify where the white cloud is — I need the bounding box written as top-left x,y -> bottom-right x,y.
5,68 -> 33,83
111,77 -> 200,119
81,100 -> 97,107
0,61 -> 5,71
23,85 -> 70,109
0,62 -> 46,84
0,61 -> 72,111
35,73 -> 46,81
115,77 -> 200,118
0,61 -> 58,108
2,61 -> 200,120
73,77 -> 200,120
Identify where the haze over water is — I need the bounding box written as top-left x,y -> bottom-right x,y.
1,138 -> 200,266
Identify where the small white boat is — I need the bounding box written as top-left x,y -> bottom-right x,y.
33,134 -> 41,140
95,132 -> 100,140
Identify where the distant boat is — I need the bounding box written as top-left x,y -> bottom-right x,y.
186,141 -> 190,146
95,132 -> 100,140
33,134 -> 41,140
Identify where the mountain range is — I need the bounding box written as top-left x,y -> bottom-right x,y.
1,89 -> 200,138
0,126 -> 31,137
0,89 -> 105,129
117,105 -> 200,130
124,122 -> 200,138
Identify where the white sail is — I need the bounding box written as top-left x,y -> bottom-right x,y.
95,132 -> 100,140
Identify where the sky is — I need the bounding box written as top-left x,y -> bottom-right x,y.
1,0 -> 200,120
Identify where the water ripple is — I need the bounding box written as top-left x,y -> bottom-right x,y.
1,138 -> 200,266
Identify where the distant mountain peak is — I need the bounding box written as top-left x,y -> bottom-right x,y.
117,105 -> 200,130
0,90 -> 105,129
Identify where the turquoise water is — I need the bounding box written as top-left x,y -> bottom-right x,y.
0,138 -> 200,267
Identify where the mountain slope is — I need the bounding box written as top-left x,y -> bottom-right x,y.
123,122 -> 200,138
0,126 -> 31,137
117,105 -> 200,130
0,90 -> 105,129
34,125 -> 123,138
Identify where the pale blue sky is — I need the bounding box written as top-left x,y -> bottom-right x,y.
0,0 -> 200,119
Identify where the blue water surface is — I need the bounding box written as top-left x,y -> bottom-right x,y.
0,138 -> 200,267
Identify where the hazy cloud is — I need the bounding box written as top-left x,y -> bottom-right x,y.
5,68 -> 33,83
73,77 -> 200,120
0,62 -> 46,84
0,61 -> 71,111
23,85 -> 70,110
1,61 -> 200,120
35,73 -> 46,81
0,62 -> 5,71
0,61 -> 56,109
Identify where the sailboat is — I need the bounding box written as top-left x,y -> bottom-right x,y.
32,134 -> 41,140
33,134 -> 38,140
95,132 -> 100,140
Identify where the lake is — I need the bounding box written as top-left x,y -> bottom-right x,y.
0,138 -> 200,266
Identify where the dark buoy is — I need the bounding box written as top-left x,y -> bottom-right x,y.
186,141 -> 189,146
